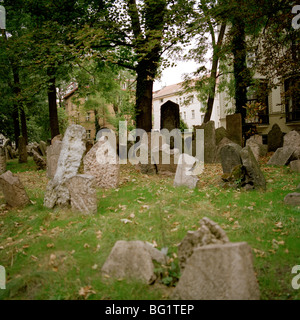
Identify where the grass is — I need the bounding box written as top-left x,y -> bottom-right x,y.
0,157 -> 300,300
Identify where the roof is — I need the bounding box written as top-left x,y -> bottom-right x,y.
63,86 -> 78,100
153,82 -> 184,99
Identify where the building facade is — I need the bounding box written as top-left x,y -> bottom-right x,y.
153,82 -> 221,131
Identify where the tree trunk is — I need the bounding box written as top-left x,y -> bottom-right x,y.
204,23 -> 226,123
135,60 -> 154,132
94,109 -> 101,135
12,107 -> 20,148
20,107 -> 28,145
47,70 -> 60,139
231,19 -> 249,124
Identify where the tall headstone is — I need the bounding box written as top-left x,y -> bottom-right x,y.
220,143 -> 242,174
215,126 -> 228,145
226,114 -> 243,147
198,120 -> 217,164
0,147 -> 6,174
44,125 -> 87,209
18,136 -> 28,163
160,100 -> 180,132
267,124 -> 283,152
0,171 -> 30,207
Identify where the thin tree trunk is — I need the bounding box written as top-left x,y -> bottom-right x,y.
12,107 -> 20,148
204,23 -> 226,123
20,107 -> 28,144
47,70 -> 60,139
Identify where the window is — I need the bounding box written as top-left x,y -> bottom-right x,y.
86,112 -> 91,121
201,114 -> 204,124
86,130 -> 91,139
285,76 -> 300,122
160,98 -> 164,103
246,80 -> 269,124
191,110 -> 195,119
183,111 -> 186,120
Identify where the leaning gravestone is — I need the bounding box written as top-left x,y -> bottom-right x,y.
215,126 -> 228,145
32,150 -> 46,170
160,100 -> 180,132
284,193 -> 300,206
44,125 -> 86,209
267,147 -> 295,166
283,130 -> 300,149
172,242 -> 260,300
101,241 -> 167,284
173,154 -> 199,189
67,174 -> 97,214
84,137 -> 119,189
18,136 -> 28,163
0,147 -> 6,174
46,135 -> 63,179
267,124 -> 283,152
240,146 -> 266,190
226,114 -> 243,146
0,170 -> 30,207
220,143 -> 242,174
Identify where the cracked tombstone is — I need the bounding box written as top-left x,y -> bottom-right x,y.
44,125 -> 87,209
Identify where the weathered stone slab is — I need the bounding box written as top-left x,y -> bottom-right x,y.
0,170 -> 30,207
268,123 -> 283,152
284,193 -> 300,206
32,150 -> 46,170
220,143 -> 242,174
283,130 -> 300,149
172,242 -> 260,300
178,217 -> 229,271
44,125 -> 86,209
215,127 -> 228,145
246,140 -> 260,161
160,100 -> 180,132
18,136 -> 28,163
240,146 -> 266,190
84,137 -> 119,189
46,136 -> 63,179
0,147 -> 6,174
173,154 -> 199,189
290,160 -> 300,173
267,147 -> 295,166
67,175 -> 97,214
39,141 -> 47,157
101,241 -> 167,284
226,114 -> 243,146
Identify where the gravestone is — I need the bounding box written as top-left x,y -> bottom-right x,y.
101,241 -> 167,284
67,174 -> 97,214
283,130 -> 300,149
284,193 -> 300,206
0,170 -> 30,207
173,154 -> 199,189
220,143 -> 242,174
32,150 -> 46,170
18,136 -> 28,163
226,114 -> 243,146
0,147 -> 6,174
172,242 -> 260,300
198,121 -> 217,164
267,124 -> 283,152
152,143 -> 180,175
39,141 -> 47,157
44,125 -> 87,209
267,147 -> 295,166
160,100 -> 180,132
290,160 -> 300,173
84,137 -> 119,189
215,126 -> 228,145
240,146 -> 266,190
178,217 -> 229,271
46,135 -> 63,179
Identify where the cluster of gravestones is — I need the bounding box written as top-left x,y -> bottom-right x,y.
101,217 -> 260,300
